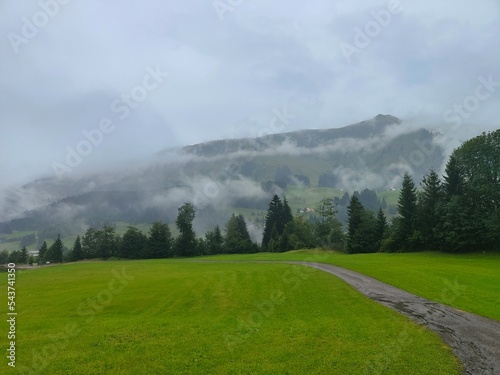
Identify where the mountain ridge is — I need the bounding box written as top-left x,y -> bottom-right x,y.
0,114 -> 444,238
178,114 -> 402,157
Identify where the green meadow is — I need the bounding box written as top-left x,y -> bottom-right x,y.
1,260 -> 460,374
206,250 -> 500,321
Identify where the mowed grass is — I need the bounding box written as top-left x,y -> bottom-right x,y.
1,260 -> 460,374
206,250 -> 500,321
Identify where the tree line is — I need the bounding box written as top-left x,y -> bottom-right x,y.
12,192 -> 339,264
24,203 -> 259,263
4,129 -> 497,263
346,129 -> 500,253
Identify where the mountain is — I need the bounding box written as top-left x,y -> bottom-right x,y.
0,114 -> 444,239
181,114 -> 403,157
175,114 -> 442,190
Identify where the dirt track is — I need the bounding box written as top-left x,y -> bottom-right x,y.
289,261 -> 500,375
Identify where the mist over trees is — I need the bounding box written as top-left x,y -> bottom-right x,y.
3,130 -> 497,265
378,130 -> 500,253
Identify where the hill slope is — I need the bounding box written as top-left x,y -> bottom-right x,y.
0,114 -> 444,239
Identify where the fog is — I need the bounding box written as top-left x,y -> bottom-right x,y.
1,1 -> 499,228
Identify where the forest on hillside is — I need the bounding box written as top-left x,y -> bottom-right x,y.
4,129 -> 499,265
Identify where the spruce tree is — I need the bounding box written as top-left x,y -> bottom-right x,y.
204,225 -> 224,255
346,196 -> 378,254
395,173 -> 418,251
262,195 -> 282,250
235,215 -> 251,243
48,235 -> 64,263
443,155 -> 463,196
98,225 -> 117,259
147,221 -> 173,258
175,203 -> 197,257
437,130 -> 500,251
225,214 -> 254,253
72,235 -> 84,261
20,246 -> 29,264
346,196 -> 365,253
122,226 -> 147,259
375,208 -> 388,251
38,241 -> 48,263
417,169 -> 444,248
82,228 -> 101,259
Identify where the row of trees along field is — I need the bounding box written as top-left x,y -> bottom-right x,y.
5,129 -> 497,263
346,129 -> 500,253
31,204 -> 260,262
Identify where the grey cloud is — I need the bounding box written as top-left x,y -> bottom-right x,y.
1,0 -> 499,192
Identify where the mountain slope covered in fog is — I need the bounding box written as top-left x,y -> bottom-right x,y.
0,114 -> 444,238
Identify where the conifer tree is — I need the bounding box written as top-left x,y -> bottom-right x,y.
20,246 -> 29,264
262,195 -> 283,251
82,228 -> 101,259
225,214 -> 254,253
204,225 -> 224,255
72,235 -> 84,261
175,203 -> 197,257
346,196 -> 378,253
98,225 -> 117,259
48,235 -> 64,263
38,241 -> 48,263
122,226 -> 147,259
375,208 -> 388,251
346,196 -> 365,253
417,169 -> 444,247
147,221 -> 173,258
394,173 -> 418,251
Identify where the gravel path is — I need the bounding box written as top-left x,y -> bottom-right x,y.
289,261 -> 500,375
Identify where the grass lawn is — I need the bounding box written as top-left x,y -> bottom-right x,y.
204,250 -> 500,321
1,260 -> 459,374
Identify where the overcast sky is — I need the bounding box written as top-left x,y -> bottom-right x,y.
1,0 -> 499,188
